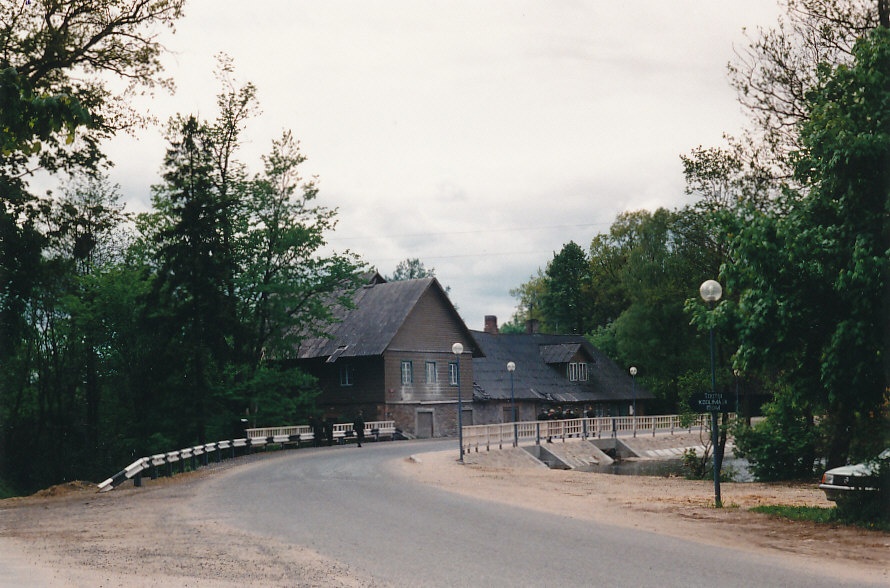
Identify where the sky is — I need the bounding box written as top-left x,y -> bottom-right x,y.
101,0 -> 785,331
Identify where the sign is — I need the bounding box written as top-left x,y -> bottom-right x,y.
688,392 -> 730,413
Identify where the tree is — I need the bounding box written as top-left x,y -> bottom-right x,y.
1,0 -> 184,174
508,269 -> 547,331
541,242 -> 592,334
136,65 -> 364,445
0,0 -> 184,490
387,258 -> 436,281
728,0 -> 882,165
726,28 -> 890,467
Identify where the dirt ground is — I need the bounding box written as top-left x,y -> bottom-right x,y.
0,436 -> 888,586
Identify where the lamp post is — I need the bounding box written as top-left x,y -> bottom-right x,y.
629,366 -> 637,437
507,361 -> 517,447
699,279 -> 723,508
452,342 -> 464,463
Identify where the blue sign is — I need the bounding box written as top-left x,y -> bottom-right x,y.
689,392 -> 730,413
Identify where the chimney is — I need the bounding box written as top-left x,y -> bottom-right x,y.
484,315 -> 499,335
526,318 -> 539,334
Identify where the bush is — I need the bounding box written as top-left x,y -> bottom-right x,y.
732,394 -> 818,481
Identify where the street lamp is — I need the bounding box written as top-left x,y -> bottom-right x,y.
629,366 -> 637,437
507,361 -> 517,447
699,279 -> 723,508
452,342 -> 464,463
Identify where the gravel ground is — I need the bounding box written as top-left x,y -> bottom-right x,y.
1,435 -> 888,586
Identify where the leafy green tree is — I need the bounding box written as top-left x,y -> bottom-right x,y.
1,0 -> 184,174
726,27 -> 890,468
508,269 -> 546,331
237,130 -> 363,365
388,258 -> 435,281
541,241 -> 592,334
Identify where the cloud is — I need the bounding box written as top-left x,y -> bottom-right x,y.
92,0 -> 782,329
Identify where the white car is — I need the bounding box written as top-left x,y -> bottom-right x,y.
819,449 -> 889,501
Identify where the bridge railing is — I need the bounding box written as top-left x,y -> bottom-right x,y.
461,414 -> 712,453
246,420 -> 396,443
98,420 -> 396,492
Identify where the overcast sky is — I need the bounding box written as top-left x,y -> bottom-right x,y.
103,1 -> 784,331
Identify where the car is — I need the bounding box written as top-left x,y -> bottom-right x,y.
819,449 -> 890,502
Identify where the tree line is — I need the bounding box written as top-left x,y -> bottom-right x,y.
1,2 -> 362,494
2,1 -> 888,505
508,0 -> 889,488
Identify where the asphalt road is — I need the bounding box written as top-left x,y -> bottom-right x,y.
200,440 -> 866,587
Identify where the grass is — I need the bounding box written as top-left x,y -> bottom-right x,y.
752,504 -> 890,532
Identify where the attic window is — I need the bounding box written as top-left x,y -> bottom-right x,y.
568,362 -> 589,382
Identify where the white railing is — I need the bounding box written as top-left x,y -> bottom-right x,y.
98,420 -> 396,492
462,414 -> 712,453
246,420 -> 396,443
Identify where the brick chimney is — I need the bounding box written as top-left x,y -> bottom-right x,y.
484,315 -> 499,335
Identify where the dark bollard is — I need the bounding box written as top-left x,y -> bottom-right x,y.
134,472 -> 142,488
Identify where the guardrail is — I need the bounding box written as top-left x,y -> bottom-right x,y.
97,420 -> 396,492
462,414 -> 712,453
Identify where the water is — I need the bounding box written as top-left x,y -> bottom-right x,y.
585,456 -> 753,482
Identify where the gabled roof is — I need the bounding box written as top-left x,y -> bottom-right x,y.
297,275 -> 478,360
471,331 -> 653,404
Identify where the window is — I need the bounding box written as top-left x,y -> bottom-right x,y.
426,361 -> 437,383
339,364 -> 354,386
449,361 -> 459,386
401,360 -> 413,384
568,362 -> 589,382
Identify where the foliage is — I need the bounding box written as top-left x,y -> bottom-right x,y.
540,241 -> 592,334
508,269 -> 546,330
1,0 -> 183,177
732,393 -> 819,481
724,27 -> 890,469
0,67 -> 91,156
0,56 -> 360,493
388,258 -> 435,281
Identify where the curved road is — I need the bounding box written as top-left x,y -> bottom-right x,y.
200,440 -> 867,587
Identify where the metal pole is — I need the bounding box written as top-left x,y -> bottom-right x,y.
451,342 -> 466,462
510,370 -> 517,447
632,374 -> 636,437
709,323 -> 722,508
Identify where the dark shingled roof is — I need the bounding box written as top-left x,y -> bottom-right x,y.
297,275 -> 478,360
471,331 -> 653,404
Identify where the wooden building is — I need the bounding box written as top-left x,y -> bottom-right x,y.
470,317 -> 654,424
294,275 -> 651,437
295,273 -> 480,438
